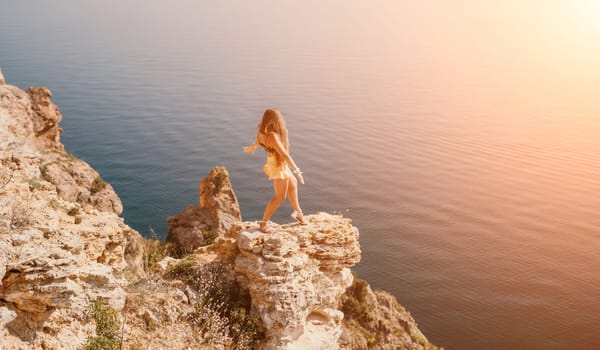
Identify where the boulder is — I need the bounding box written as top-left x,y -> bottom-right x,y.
166,166 -> 241,251
40,151 -> 124,214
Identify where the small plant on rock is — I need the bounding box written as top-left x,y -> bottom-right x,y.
166,260 -> 264,349
82,299 -> 121,350
212,168 -> 228,195
341,273 -> 375,324
142,226 -> 180,269
90,175 -> 107,194
7,195 -> 33,229
67,207 -> 80,216
28,178 -> 42,191
202,227 -> 220,245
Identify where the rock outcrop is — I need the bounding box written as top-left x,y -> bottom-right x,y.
339,277 -> 438,350
0,78 -> 122,215
234,214 -> 360,350
0,72 -> 145,349
166,166 -> 242,251
25,87 -> 64,151
171,211 -> 439,350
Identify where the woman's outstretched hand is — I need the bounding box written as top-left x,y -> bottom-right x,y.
243,144 -> 258,154
295,172 -> 305,185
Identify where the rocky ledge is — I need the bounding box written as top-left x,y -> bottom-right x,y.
171,207 -> 439,350
234,213 -> 360,349
162,172 -> 440,350
1,69 -> 440,349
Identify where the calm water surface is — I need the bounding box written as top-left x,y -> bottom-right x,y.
2,1 -> 600,349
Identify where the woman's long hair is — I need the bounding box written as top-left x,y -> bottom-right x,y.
258,108 -> 289,165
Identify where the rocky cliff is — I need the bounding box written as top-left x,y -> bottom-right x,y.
0,70 -> 440,349
0,72 -> 144,349
234,214 -> 360,349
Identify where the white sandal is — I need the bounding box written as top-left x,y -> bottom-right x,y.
290,211 -> 307,225
259,221 -> 272,233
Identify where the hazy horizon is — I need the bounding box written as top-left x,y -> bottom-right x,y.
1,1 -> 599,349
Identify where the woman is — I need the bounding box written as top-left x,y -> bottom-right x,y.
244,108 -> 306,233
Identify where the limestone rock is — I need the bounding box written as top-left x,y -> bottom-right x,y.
0,80 -> 122,215
339,277 -> 441,350
25,87 -> 64,151
199,166 -> 242,227
155,256 -> 179,273
0,74 -> 145,349
0,67 -> 5,85
40,151 -> 124,214
124,227 -> 146,280
0,306 -> 17,344
0,242 -> 7,284
166,205 -> 214,251
0,307 -> 16,328
166,166 -> 241,251
121,278 -> 214,350
234,213 -> 361,350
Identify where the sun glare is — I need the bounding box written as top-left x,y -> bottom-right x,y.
572,0 -> 600,34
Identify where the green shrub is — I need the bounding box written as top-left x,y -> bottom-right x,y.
143,238 -> 162,268
90,299 -> 119,338
202,227 -> 220,245
212,168 -> 228,195
341,273 -> 375,324
167,244 -> 194,259
166,261 -> 264,349
90,176 -> 107,194
143,227 -> 169,269
228,306 -> 263,349
7,196 -> 32,228
367,335 -> 377,347
82,299 -> 121,350
39,164 -> 50,182
143,227 -> 192,264
165,255 -> 197,283
81,336 -> 120,350
28,179 -> 42,191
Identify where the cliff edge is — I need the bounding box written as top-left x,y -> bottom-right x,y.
234,213 -> 360,349
0,71 -> 144,349
0,69 -> 440,349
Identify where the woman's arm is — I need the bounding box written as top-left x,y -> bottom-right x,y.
243,139 -> 259,154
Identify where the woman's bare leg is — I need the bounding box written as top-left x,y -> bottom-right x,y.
261,178 -> 289,225
287,175 -> 301,212
286,175 -> 305,223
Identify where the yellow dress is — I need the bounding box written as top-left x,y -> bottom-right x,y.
263,151 -> 292,180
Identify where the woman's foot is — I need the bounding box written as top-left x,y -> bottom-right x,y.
290,211 -> 307,225
259,221 -> 272,233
